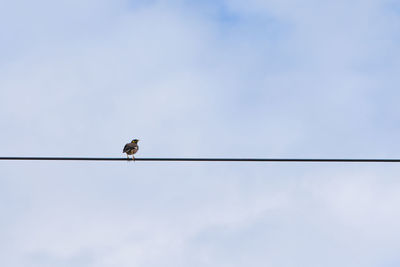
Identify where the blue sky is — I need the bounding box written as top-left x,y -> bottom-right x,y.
1,0 -> 400,266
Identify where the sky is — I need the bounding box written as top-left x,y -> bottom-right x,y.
1,0 -> 400,266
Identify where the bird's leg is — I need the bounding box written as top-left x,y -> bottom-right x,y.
133,155 -> 135,162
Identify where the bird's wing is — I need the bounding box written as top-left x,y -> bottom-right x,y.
123,143 -> 137,153
123,144 -> 131,153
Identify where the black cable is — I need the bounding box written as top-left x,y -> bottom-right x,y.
1,157 -> 400,162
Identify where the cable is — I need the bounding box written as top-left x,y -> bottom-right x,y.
1,157 -> 400,162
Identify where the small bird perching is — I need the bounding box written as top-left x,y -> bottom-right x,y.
123,139 -> 139,160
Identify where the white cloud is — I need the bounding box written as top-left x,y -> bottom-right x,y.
1,0 -> 400,266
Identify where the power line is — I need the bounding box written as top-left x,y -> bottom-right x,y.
1,157 -> 400,162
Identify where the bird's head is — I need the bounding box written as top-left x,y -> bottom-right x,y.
131,139 -> 139,143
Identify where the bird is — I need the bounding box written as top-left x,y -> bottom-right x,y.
123,139 -> 139,160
